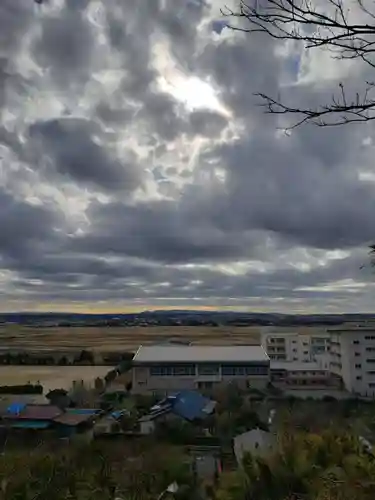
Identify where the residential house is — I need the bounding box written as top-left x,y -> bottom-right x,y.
139,390 -> 216,435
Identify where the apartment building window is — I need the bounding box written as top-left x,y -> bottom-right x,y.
368,370 -> 375,375
369,383 -> 375,387
367,359 -> 375,363
293,348 -> 297,353
356,376 -> 362,380
355,364 -> 362,369
366,347 -> 375,352
355,352 -> 360,357
303,351 -> 309,355
353,340 -> 360,344
303,342 -> 308,346
365,336 -> 375,340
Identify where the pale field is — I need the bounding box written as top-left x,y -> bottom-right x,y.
0,366 -> 110,392
0,325 -> 266,353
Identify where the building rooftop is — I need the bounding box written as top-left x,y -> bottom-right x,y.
328,326 -> 375,332
270,361 -> 326,371
133,345 -> 269,364
233,428 -> 274,464
139,390 -> 216,423
52,412 -> 94,426
4,404 -> 62,421
172,391 -> 216,421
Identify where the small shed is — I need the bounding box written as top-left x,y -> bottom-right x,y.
52,410 -> 98,438
233,428 -> 275,466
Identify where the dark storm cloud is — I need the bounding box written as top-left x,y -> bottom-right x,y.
68,199 -> 259,263
196,34 -> 280,120
201,124 -> 375,250
32,0 -> 95,87
0,1 -> 34,56
28,118 -> 142,193
139,92 -> 186,141
0,188 -> 63,262
0,1 -> 36,109
3,247 -> 372,309
188,110 -> 228,137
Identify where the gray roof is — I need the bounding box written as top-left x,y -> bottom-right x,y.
270,361 -> 326,371
133,345 -> 269,364
233,428 -> 275,464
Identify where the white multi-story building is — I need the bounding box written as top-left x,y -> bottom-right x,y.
270,361 -> 331,388
328,326 -> 375,397
132,345 -> 270,395
261,329 -> 330,363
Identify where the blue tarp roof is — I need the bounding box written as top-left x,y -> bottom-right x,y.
172,391 -> 215,421
7,402 -> 26,415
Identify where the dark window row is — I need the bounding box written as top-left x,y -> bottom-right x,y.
150,364 -> 196,376
221,364 -> 268,376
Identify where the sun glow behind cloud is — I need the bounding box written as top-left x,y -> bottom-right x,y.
153,39 -> 231,116
157,74 -> 231,116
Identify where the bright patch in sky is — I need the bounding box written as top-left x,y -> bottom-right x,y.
158,74 -> 230,116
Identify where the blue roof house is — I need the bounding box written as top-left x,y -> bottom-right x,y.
171,391 -> 216,421
139,390 -> 216,434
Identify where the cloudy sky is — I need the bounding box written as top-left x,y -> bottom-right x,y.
1,0 -> 375,313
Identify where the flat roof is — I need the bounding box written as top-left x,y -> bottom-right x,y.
133,345 -> 269,364
270,361 -> 326,371
53,413 -> 94,426
3,404 -> 62,421
328,327 -> 375,332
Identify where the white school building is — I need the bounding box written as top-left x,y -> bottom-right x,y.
132,345 -> 270,395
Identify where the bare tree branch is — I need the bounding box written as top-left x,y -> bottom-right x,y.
223,0 -> 375,127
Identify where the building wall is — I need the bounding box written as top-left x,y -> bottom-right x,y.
261,331 -> 330,363
329,329 -> 375,397
270,363 -> 331,388
132,362 -> 270,395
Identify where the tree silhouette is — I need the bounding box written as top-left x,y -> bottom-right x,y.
224,0 -> 375,128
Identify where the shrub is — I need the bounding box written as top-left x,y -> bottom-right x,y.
0,384 -> 43,394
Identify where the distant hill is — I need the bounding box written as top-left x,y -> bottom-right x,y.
1,310 -> 375,327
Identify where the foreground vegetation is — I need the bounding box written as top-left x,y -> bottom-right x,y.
1,426 -> 374,500
216,429 -> 375,500
0,439 -> 196,500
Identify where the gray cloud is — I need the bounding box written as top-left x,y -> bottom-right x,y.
0,0 -> 374,312
28,118 -> 142,193
32,0 -> 96,88
0,188 -> 63,262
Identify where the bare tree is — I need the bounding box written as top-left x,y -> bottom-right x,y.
223,0 -> 375,127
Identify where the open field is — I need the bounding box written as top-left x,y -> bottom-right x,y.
0,366 -> 110,392
0,325 -> 265,352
